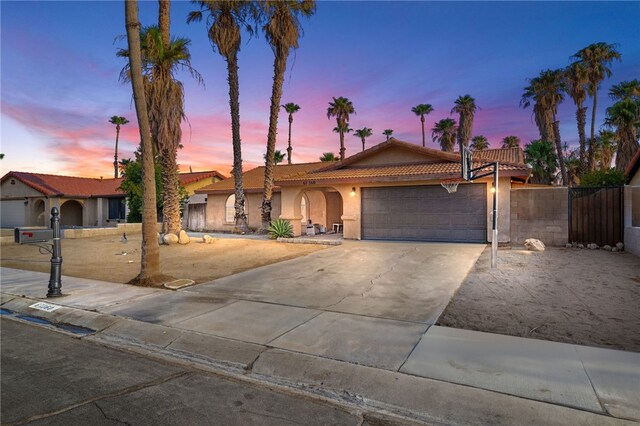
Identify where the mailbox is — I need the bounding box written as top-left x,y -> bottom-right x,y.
14,228 -> 55,244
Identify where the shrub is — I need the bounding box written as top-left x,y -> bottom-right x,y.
268,219 -> 293,239
579,168 -> 626,187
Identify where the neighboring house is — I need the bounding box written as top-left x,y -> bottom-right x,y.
624,148 -> 640,256
0,172 -> 126,228
197,138 -> 531,242
1,170 -> 225,229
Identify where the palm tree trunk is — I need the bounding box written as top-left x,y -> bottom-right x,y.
158,0 -> 170,48
227,53 -> 249,233
576,105 -> 587,176
261,48 -> 289,231
339,129 -> 345,160
161,149 -> 181,234
588,89 -> 598,171
125,0 -> 161,281
420,115 -> 425,147
287,114 -> 293,165
114,125 -> 120,178
361,137 -> 365,152
553,121 -> 568,186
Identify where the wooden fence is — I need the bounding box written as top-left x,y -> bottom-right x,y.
568,186 -> 623,246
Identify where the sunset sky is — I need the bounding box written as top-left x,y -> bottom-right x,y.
1,1 -> 638,178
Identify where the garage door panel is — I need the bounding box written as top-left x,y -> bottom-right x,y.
361,185 -> 487,243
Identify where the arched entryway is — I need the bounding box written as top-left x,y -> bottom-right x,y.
33,199 -> 45,226
60,200 -> 83,226
294,188 -> 343,234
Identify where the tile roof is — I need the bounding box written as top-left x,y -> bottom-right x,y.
277,161 -> 530,184
197,162 -> 325,194
2,169 -> 226,198
196,139 -> 530,194
178,170 -> 226,186
1,172 -> 124,198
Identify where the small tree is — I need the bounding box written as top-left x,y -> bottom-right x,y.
579,168 -> 626,187
320,152 -> 338,162
382,129 -> 394,140
524,140 -> 558,184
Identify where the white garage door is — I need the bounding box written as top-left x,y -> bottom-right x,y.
1,200 -> 26,228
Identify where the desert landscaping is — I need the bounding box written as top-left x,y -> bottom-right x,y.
438,246 -> 640,352
0,234 -> 328,285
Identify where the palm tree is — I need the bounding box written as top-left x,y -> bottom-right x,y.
260,0 -> 316,230
501,135 -> 521,148
124,0 -> 161,282
187,1 -> 256,233
451,95 -> 478,149
327,96 -> 355,160
333,124 -> 352,135
281,102 -> 300,164
353,127 -> 373,152
470,135 -> 489,151
118,22 -> 202,236
109,116 -> 129,178
411,104 -> 433,147
609,80 -> 640,102
564,62 -> 589,176
264,149 -> 285,165
382,129 -> 394,141
521,69 -> 568,185
432,118 -> 457,152
319,152 -> 338,162
593,130 -> 617,170
524,139 -> 558,184
605,98 -> 640,171
571,42 -> 622,170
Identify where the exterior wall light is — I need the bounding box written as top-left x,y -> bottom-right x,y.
490,183 -> 496,193
350,187 -> 356,197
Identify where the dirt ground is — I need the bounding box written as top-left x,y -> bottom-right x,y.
438,247 -> 640,352
1,234 -> 327,285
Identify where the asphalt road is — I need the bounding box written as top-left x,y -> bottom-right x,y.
0,318 -> 411,426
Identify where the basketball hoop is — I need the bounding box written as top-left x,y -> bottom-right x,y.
440,178 -> 464,194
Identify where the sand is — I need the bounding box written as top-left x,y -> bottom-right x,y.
1,234 -> 327,285
438,247 -> 640,352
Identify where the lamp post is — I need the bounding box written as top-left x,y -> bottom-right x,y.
47,207 -> 63,297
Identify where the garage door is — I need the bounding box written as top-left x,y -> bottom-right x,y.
361,184 -> 486,242
1,200 -> 26,228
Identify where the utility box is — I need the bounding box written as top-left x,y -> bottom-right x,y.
14,228 -> 54,244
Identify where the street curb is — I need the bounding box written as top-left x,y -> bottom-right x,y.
0,296 -> 632,426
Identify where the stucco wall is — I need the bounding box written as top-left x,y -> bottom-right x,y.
1,179 -> 43,198
510,187 -> 568,246
624,183 -> 640,257
205,192 -> 281,231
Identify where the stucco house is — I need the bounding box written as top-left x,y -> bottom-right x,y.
197,139 -> 531,243
624,148 -> 640,256
1,170 -> 225,228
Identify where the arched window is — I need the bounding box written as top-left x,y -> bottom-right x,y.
300,194 -> 308,224
225,194 -> 246,223
225,195 -> 236,223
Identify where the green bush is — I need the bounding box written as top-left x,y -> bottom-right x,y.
579,168 -> 626,187
268,219 -> 293,239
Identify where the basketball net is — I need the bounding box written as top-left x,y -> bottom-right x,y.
440,178 -> 463,194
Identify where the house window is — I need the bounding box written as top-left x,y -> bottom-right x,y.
108,198 -> 126,220
225,194 -> 246,223
300,195 -> 307,224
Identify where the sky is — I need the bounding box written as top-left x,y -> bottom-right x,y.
1,1 -> 639,178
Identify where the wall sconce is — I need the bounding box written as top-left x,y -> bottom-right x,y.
490,183 -> 496,193
350,187 -> 356,197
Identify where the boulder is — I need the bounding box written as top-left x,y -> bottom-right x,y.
178,230 -> 190,245
524,238 -> 545,252
603,245 -> 612,251
565,243 -> 572,248
577,244 -> 584,249
616,242 -> 624,251
612,247 -> 619,252
163,233 -> 179,245
202,234 -> 215,244
588,243 -> 599,250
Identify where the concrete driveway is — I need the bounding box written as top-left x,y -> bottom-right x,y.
184,241 -> 485,324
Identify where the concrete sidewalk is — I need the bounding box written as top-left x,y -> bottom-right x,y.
1,267 -> 638,425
